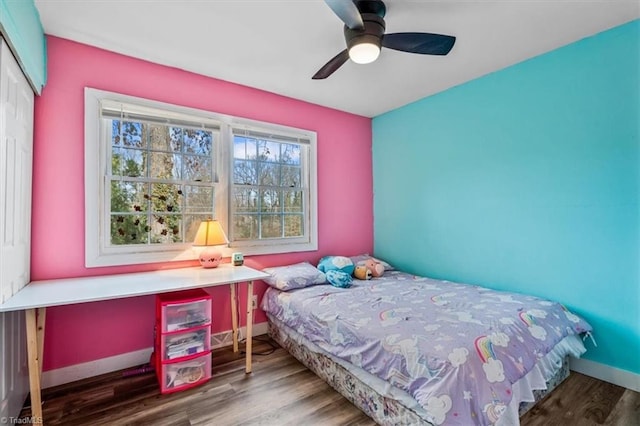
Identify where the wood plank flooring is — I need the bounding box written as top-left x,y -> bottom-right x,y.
19,336 -> 639,425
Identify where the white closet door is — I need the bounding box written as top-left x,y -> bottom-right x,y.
0,36 -> 34,420
0,37 -> 33,302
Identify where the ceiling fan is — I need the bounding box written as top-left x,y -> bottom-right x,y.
313,0 -> 456,79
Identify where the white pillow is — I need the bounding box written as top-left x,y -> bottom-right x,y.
262,262 -> 327,291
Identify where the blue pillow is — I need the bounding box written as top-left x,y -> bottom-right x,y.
317,256 -> 355,275
326,270 -> 353,288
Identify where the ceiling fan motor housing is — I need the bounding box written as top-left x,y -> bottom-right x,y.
344,13 -> 385,51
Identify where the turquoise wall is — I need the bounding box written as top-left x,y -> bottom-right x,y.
373,20 -> 639,374
0,0 -> 46,93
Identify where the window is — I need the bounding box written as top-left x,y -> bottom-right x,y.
231,129 -> 310,246
85,88 -> 317,267
103,100 -> 218,248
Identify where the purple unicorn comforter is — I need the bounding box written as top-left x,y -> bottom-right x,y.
262,270 -> 591,425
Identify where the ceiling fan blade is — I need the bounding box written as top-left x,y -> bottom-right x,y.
312,49 -> 350,80
382,33 -> 456,55
324,0 -> 364,30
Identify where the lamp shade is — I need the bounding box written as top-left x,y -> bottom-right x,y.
193,220 -> 228,268
193,220 -> 229,247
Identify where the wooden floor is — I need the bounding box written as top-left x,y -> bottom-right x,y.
19,337 -> 639,425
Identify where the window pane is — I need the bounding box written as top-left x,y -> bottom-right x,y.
112,147 -> 146,178
280,143 -> 300,165
150,183 -> 182,214
259,189 -> 280,213
234,187 -> 259,213
183,155 -> 212,182
258,162 -> 280,186
147,123 -> 172,151
234,215 -> 258,240
112,120 -> 121,146
110,214 -> 148,245
150,151 -> 180,180
261,214 -> 282,238
121,121 -> 143,148
184,214 -> 210,242
234,159 -> 257,185
281,165 -> 301,187
257,140 -> 279,162
234,136 -> 257,160
169,127 -> 182,152
283,190 -> 303,213
284,215 -> 303,237
111,180 -> 149,213
184,129 -> 212,156
185,185 -> 213,213
149,215 -> 181,244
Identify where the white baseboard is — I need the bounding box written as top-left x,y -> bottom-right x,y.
41,347 -> 152,389
570,357 -> 640,392
210,322 -> 268,350
42,322 -> 269,389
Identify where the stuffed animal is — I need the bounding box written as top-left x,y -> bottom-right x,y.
360,258 -> 385,277
354,265 -> 372,280
317,256 -> 354,288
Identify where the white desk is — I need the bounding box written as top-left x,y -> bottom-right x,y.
0,264 -> 270,425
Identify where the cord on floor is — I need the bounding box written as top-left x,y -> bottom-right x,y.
240,334 -> 278,356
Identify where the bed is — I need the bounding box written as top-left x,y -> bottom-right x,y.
260,257 -> 592,425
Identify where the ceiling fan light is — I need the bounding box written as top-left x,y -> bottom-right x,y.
349,42 -> 381,64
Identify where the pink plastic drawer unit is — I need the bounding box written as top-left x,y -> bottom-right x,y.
160,351 -> 212,394
155,289 -> 213,394
161,326 -> 211,360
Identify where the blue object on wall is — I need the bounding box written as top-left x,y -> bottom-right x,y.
0,0 -> 46,93
373,20 -> 639,374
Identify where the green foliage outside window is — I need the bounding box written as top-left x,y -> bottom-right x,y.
109,120 -> 213,246
232,136 -> 305,240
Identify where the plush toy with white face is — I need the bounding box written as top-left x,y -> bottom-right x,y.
361,259 -> 385,277
354,265 -> 372,280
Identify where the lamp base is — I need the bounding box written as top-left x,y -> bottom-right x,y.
199,247 -> 222,268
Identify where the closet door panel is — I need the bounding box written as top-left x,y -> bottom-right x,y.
0,36 -> 34,420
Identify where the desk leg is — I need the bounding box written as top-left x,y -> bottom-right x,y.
230,283 -> 239,353
245,281 -> 254,374
37,308 -> 46,377
25,308 -> 44,424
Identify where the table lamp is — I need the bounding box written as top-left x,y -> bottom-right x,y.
193,219 -> 229,268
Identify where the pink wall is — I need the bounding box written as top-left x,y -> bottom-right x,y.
33,36 -> 373,371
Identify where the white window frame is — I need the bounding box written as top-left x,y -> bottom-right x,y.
85,88 -> 317,267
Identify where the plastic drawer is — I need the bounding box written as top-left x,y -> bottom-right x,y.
161,297 -> 211,332
162,326 -> 211,360
159,351 -> 211,394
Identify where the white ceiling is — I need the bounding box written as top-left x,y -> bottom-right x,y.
34,0 -> 638,117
